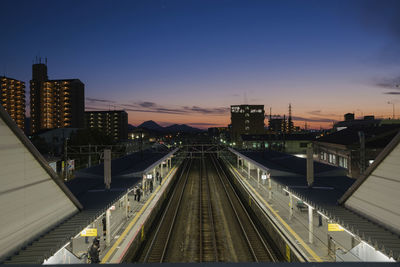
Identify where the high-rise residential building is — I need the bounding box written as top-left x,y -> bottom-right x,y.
84,110 -> 128,141
30,61 -> 84,134
230,104 -> 265,143
0,76 -> 25,131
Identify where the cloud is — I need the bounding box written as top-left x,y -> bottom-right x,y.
86,97 -> 115,103
374,76 -> 400,89
86,99 -> 229,116
138,101 -> 156,108
292,116 -> 337,123
307,110 -> 339,117
183,106 -> 229,114
307,110 -> 321,115
121,102 -> 229,115
384,92 -> 400,95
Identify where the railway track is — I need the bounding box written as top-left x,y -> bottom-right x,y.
142,158 -> 193,263
133,153 -> 279,263
199,156 -> 218,262
211,154 -> 278,262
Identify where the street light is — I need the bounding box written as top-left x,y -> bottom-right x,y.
387,101 -> 395,119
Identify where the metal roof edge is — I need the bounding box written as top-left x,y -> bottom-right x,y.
227,148 -> 271,173
142,147 -> 179,174
338,130 -> 400,205
0,105 -> 83,210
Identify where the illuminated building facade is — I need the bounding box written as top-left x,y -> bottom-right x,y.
230,104 -> 265,143
30,62 -> 84,134
84,110 -> 128,141
0,76 -> 25,131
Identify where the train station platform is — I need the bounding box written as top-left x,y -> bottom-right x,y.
99,163 -> 180,263
221,149 -> 398,262
2,144 -> 180,264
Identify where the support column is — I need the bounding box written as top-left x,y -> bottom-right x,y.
153,168 -> 156,181
289,192 -> 293,220
237,156 -> 240,168
106,209 -> 111,246
268,173 -> 272,200
124,194 -> 129,218
160,163 -> 164,177
142,173 -> 146,192
257,168 -> 260,188
308,205 -> 314,244
104,149 -> 111,190
247,161 -> 251,179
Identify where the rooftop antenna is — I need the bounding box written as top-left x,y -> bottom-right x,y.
269,107 -> 272,120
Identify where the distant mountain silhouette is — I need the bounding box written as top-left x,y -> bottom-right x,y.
137,120 -> 203,133
137,120 -> 164,131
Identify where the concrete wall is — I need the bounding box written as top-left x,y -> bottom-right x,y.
0,116 -> 78,260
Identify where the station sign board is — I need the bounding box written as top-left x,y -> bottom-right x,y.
328,223 -> 344,231
81,228 -> 97,236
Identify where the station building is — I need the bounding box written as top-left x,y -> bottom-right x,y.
241,133 -> 316,154
314,125 -> 400,178
230,104 -> 265,143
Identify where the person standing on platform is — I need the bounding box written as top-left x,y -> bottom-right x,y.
318,214 -> 323,227
133,186 -> 138,201
159,175 -> 162,185
102,216 -> 106,240
137,187 -> 141,202
149,180 -> 153,193
88,237 -> 100,263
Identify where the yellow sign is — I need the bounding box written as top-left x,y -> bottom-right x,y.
328,224 -> 344,232
81,228 -> 98,236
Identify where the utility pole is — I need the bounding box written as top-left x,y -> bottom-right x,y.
387,101 -> 395,119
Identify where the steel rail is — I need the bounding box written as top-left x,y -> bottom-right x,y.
159,158 -> 193,262
211,154 -> 277,262
199,157 -> 203,261
204,156 -> 219,262
142,158 -> 192,262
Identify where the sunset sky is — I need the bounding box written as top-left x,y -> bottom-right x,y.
1,0 -> 400,129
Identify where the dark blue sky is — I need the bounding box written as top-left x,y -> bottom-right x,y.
1,0 -> 400,128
